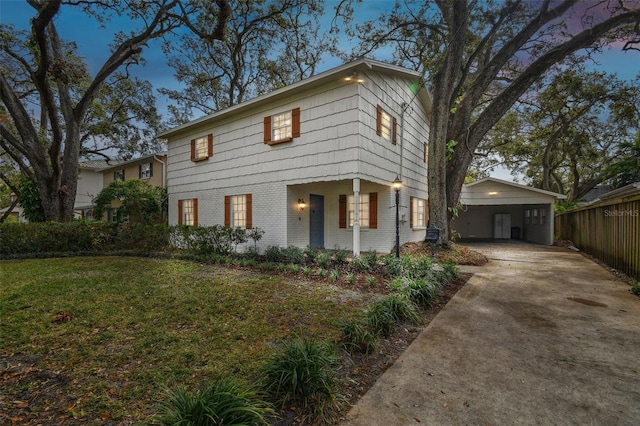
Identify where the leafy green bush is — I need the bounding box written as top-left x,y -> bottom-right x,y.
316,251 -> 332,268
264,245 -> 284,263
332,247 -> 350,264
350,255 -> 370,273
170,225 -> 245,255
341,318 -> 378,355
303,245 -> 319,264
283,245 -> 304,264
156,377 -> 271,425
261,337 -> 343,424
631,283 -> 640,296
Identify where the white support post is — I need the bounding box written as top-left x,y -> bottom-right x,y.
353,178 -> 360,257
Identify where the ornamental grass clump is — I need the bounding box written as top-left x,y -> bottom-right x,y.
156,377 -> 271,426
367,293 -> 421,337
261,337 -> 344,424
340,318 -> 378,355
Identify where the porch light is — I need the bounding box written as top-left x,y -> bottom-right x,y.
488,191 -> 498,196
298,198 -> 306,212
393,175 -> 402,258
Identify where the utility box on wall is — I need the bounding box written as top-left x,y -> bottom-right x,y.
494,214 -> 511,239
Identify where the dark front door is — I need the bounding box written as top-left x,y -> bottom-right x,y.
309,194 -> 324,248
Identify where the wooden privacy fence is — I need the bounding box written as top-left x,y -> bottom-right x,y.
555,192 -> 640,281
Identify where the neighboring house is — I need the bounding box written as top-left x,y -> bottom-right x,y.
75,160 -> 111,220
454,177 -> 567,245
97,152 -> 168,221
159,59 -> 433,255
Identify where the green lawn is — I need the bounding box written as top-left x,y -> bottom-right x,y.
1,257 -> 369,424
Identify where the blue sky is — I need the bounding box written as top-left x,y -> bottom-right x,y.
2,0 -> 638,120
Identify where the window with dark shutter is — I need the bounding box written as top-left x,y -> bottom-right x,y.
191,134 -> 213,162
264,108 -> 300,145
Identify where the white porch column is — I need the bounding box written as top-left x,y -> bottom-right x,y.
353,178 -> 360,257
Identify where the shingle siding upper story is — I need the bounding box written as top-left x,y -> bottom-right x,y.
160,59 -> 432,254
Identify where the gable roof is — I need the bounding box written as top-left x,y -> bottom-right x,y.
158,58 -> 431,140
464,177 -> 567,199
98,152 -> 167,172
79,160 -> 113,170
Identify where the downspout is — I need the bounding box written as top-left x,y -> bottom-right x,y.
154,154 -> 167,188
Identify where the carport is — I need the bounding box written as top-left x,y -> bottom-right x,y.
453,177 -> 566,245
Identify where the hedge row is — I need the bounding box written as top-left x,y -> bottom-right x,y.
0,222 -> 172,256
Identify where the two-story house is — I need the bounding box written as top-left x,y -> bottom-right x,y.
97,152 -> 168,221
159,59 -> 432,255
75,160 -> 110,220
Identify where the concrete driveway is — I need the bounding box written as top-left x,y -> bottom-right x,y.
343,242 -> 640,425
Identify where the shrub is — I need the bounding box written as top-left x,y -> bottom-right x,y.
402,256 -> 434,279
332,247 -> 350,264
156,377 -> 271,425
316,251 -> 332,268
264,245 -> 284,263
381,255 -> 403,278
262,337 -> 343,424
303,245 -> 319,264
341,319 -> 378,355
350,256 -> 369,273
283,245 -> 304,264
329,269 -> 340,282
631,283 -> 640,296
170,225 -> 243,255
362,250 -> 379,269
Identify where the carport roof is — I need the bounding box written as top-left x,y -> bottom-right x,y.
464,177 -> 567,199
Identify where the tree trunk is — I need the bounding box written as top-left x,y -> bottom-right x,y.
427,1 -> 467,244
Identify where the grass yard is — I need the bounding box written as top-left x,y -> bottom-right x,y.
1,257 -> 372,424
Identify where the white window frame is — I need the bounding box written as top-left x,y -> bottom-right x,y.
231,195 -> 247,228
348,194 -> 370,228
194,136 -> 209,160
140,162 -> 152,179
272,110 -> 292,142
182,199 -> 194,226
412,197 -> 427,228
380,110 -> 392,141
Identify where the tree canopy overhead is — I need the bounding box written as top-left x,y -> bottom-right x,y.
0,0 -> 233,221
476,68 -> 640,201
159,0 -> 329,125
341,0 -> 640,242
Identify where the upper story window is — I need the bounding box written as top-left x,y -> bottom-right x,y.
411,197 -> 428,228
225,194 -> 253,229
191,134 -> 213,162
376,105 -> 397,144
114,170 -> 125,181
139,162 -> 152,179
264,107 -> 300,145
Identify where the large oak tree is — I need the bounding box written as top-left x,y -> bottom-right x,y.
0,0 -> 231,221
343,0 -> 640,242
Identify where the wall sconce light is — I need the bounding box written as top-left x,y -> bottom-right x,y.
298,198 -> 306,212
488,191 -> 498,196
345,72 -> 364,83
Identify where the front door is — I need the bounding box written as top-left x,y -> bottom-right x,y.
309,194 -> 324,248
